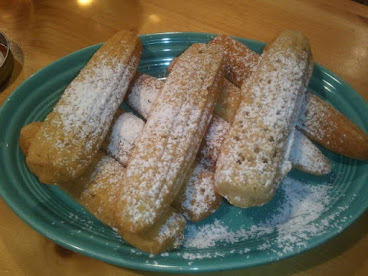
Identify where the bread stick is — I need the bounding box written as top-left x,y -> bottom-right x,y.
297,93 -> 368,160
215,30 -> 314,208
126,73 -> 331,176
72,154 -> 186,254
115,43 -> 224,233
26,30 -> 142,184
209,34 -> 368,160
19,126 -> 186,254
128,75 -> 226,221
23,112 -> 225,222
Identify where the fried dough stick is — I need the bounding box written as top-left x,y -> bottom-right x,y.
215,30 -> 314,208
19,123 -> 186,254
209,34 -> 368,160
127,73 -> 331,176
26,30 -> 142,184
125,73 -> 330,221
115,44 -> 224,233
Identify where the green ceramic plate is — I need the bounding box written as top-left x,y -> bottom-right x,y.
0,32 -> 367,273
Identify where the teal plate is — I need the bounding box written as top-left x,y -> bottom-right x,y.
0,32 -> 367,273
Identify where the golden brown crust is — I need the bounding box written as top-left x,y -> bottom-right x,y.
214,79 -> 241,124
115,44 -> 224,233
120,207 -> 186,254
297,93 -> 368,160
208,34 -> 259,87
18,122 -> 42,155
20,124 -> 186,254
210,34 -> 368,160
26,30 -> 142,184
126,72 -> 331,177
66,153 -> 186,254
215,30 -> 313,208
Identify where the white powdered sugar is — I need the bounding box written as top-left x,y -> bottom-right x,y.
184,219 -> 238,249
107,112 -> 145,167
290,130 -> 331,174
53,56 -> 137,151
115,44 -> 224,232
208,34 -> 259,86
174,116 -> 230,221
200,116 -> 231,168
138,176 -> 349,265
127,74 -> 163,119
214,32 -> 312,207
180,176 -> 336,259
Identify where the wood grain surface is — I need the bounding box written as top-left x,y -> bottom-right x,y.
0,0 -> 367,275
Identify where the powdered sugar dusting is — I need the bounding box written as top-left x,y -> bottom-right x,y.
181,176 -> 337,259
200,116 -> 231,168
297,92 -> 336,142
173,116 -> 229,221
137,176 -> 354,264
290,130 -> 331,174
156,211 -> 186,248
176,164 -> 219,221
53,53 -> 139,151
215,31 -> 312,207
209,34 -> 259,87
106,112 -> 145,167
127,74 -> 164,119
29,32 -> 141,183
115,43 -> 224,233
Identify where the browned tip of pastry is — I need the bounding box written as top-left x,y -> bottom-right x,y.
172,164 -> 222,222
119,208 -> 186,254
298,93 -> 368,160
19,122 -> 42,156
208,34 -> 259,87
115,43 -> 224,233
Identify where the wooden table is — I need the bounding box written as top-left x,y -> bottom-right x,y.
1,0 -> 367,275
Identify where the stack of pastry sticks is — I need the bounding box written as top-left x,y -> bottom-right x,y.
19,29 -> 368,254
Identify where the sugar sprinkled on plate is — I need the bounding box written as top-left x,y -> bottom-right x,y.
129,175 -> 348,262
181,176 -> 336,257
